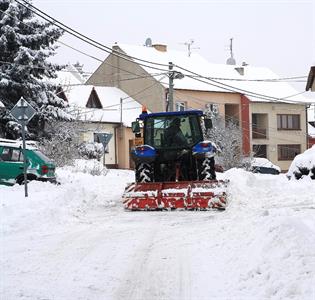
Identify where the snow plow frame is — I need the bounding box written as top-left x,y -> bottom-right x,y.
123,180 -> 227,211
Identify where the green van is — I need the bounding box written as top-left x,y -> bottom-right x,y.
0,139 -> 56,185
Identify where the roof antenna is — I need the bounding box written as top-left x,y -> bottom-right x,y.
181,39 -> 200,57
226,38 -> 236,65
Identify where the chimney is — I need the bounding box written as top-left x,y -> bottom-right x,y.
235,67 -> 245,76
152,44 -> 167,52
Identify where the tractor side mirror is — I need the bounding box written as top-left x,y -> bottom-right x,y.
204,118 -> 213,130
131,121 -> 140,133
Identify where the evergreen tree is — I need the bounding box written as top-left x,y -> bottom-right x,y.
0,0 -> 71,139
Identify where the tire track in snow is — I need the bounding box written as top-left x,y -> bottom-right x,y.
114,213 -> 193,300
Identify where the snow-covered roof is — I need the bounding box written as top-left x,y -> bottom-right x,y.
66,85 -> 145,127
0,100 -> 4,108
53,64 -> 86,87
115,43 -> 315,105
65,85 -> 92,107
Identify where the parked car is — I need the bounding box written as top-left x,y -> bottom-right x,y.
243,157 -> 281,175
0,139 -> 56,186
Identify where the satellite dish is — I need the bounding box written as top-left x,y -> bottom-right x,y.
226,57 -> 236,65
145,38 -> 152,47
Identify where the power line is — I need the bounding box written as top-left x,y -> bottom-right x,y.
0,7 -> 167,84
14,0 -> 170,72
0,59 -> 166,83
174,90 -> 311,114
2,2 -> 313,118
68,76 -> 167,115
175,66 -> 311,104
189,74 -> 307,83
5,3 -> 311,105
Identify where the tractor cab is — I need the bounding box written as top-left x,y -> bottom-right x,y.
131,110 -> 216,182
132,110 -> 212,148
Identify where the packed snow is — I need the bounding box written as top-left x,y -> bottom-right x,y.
1,165 -> 315,300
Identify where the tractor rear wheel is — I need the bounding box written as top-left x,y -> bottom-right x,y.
198,157 -> 216,180
135,163 -> 154,183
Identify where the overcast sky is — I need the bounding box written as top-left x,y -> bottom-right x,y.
33,0 -> 315,95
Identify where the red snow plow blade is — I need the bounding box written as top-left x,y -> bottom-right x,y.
123,180 -> 228,211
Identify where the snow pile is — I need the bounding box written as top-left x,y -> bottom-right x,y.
62,159 -> 107,176
0,168 -> 133,235
287,145 -> 315,180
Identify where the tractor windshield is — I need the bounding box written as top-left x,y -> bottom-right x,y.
144,114 -> 203,149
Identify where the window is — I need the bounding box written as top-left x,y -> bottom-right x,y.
145,115 -> 203,149
87,89 -> 102,108
278,144 -> 301,160
277,114 -> 300,130
253,145 -> 267,158
252,113 -> 268,139
175,102 -> 186,111
0,148 -> 23,162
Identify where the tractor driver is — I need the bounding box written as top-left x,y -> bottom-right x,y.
164,117 -> 188,147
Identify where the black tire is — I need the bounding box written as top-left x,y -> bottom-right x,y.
198,157 -> 216,180
135,163 -> 154,183
16,174 -> 37,185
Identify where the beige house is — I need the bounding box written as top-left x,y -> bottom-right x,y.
87,43 -> 314,171
55,65 -> 145,169
65,85 -> 144,169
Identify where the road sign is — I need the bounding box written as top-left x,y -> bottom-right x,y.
95,133 -> 113,148
10,97 -> 36,124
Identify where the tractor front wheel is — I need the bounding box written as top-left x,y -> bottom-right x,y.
135,163 -> 154,183
198,157 -> 216,180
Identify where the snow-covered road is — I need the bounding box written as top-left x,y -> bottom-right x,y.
1,167 -> 315,300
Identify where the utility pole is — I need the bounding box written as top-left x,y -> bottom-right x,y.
168,62 -> 174,112
20,98 -> 28,198
120,97 -> 123,125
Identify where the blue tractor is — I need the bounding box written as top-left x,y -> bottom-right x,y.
123,109 -> 227,210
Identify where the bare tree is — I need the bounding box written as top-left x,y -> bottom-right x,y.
205,116 -> 247,170
38,120 -> 81,167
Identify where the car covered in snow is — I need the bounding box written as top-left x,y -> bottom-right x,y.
287,145 -> 315,180
243,157 -> 281,175
0,139 -> 56,185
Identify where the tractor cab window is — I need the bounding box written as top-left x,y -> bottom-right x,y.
145,115 -> 203,148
